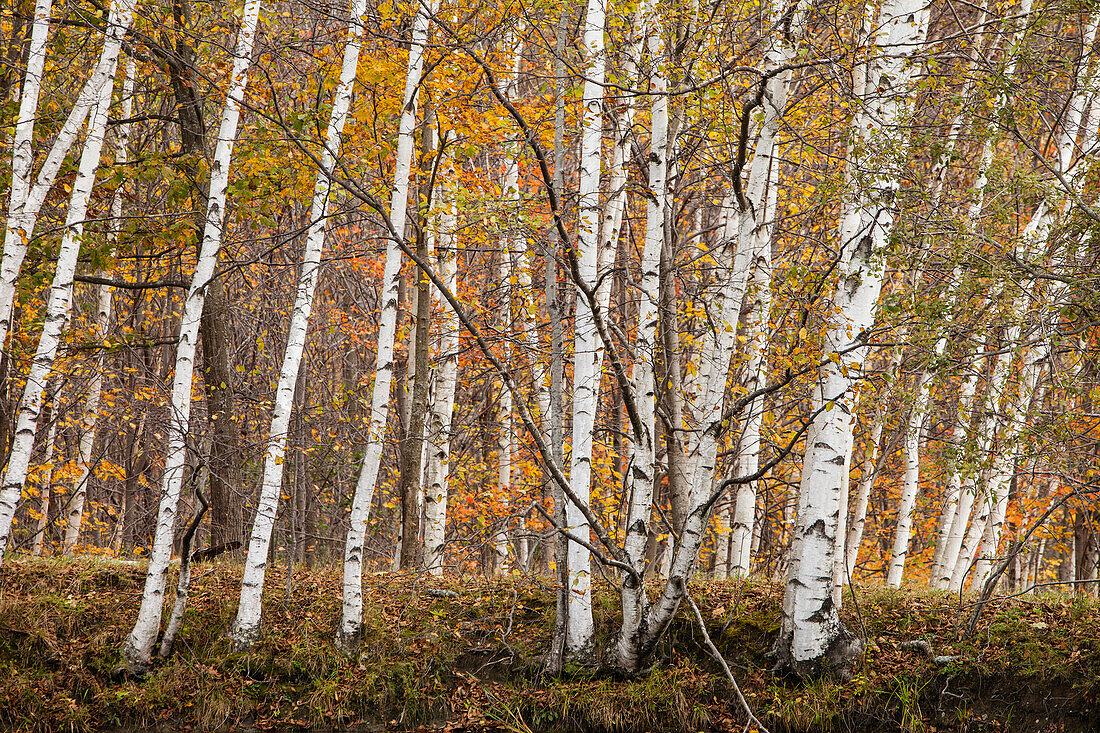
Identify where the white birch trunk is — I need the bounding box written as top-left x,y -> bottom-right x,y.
0,0 -> 135,352
494,254 -> 513,573
949,343 -> 1012,591
843,406 -> 884,575
885,371 -> 933,587
0,1 -> 134,564
230,0 -> 365,648
491,37 -> 523,575
565,0 -> 607,656
729,181 -> 776,577
123,0 -> 261,674
779,0 -> 929,675
32,396 -> 60,557
423,196 -> 459,575
0,0 -> 52,351
62,57 -> 135,554
613,0 -> 666,667
339,0 -> 433,652
930,361 -> 981,586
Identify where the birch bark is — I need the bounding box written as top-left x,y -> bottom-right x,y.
423,195 -> 459,575
930,359 -> 981,586
843,343 -> 903,576
885,370 -> 934,587
614,0 -> 666,669
123,0 -> 261,674
0,0 -> 134,566
32,390 -> 59,557
611,0 -> 804,672
230,0 -> 365,648
563,0 -> 607,657
63,57 -> 135,554
338,0 -> 433,652
778,0 -> 929,677
0,0 -> 52,352
730,247 -> 771,577
0,0 -> 134,354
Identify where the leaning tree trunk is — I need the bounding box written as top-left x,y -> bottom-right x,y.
0,0 -> 52,356
229,0 -> 366,649
0,0 -> 135,357
122,0 -> 261,675
63,57 -> 135,554
338,0 -> 433,654
0,1 -> 134,565
778,0 -> 929,678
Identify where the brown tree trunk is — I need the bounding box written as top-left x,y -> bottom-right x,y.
201,278 -> 244,548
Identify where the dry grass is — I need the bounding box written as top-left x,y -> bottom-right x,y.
0,557 -> 1097,732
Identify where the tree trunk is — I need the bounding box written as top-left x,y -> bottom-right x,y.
398,117 -> 436,572
778,0 -> 929,678
339,0 -> 433,653
886,371 -> 933,587
0,2 -> 134,564
32,387 -> 59,557
423,192 -> 459,575
544,7 -> 570,674
614,0 -> 666,668
563,0 -> 608,658
230,0 -> 365,648
123,0 -> 261,675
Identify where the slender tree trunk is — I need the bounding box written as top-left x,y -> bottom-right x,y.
230,0 -> 365,648
0,1 -> 135,565
398,117 -> 436,572
843,364 -> 897,578
885,371 -> 933,587
614,0 -> 666,669
730,249 -> 771,577
563,0 -> 608,658
123,0 -> 261,674
423,193 -> 459,575
339,0 -> 433,653
32,388 -> 59,557
544,8 -> 571,674
63,58 -> 135,553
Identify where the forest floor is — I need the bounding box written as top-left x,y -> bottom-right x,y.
0,557 -> 1097,732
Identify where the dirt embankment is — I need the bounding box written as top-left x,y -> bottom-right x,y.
0,558 -> 1097,732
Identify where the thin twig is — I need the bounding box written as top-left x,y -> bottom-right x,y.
683,587 -> 769,733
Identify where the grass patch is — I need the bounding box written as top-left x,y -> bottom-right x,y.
0,558 -> 1098,731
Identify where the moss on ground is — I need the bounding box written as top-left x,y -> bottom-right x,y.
0,557 -> 1097,732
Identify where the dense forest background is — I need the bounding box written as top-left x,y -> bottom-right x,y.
0,0 -> 1098,681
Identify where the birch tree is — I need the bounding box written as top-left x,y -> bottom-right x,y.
563,0 -> 607,657
123,0 -> 262,674
0,0 -> 53,353
338,0 -> 434,653
230,0 -> 367,649
0,0 -> 135,567
612,0 -> 804,672
614,0 -> 666,669
423,192 -> 459,575
777,0 -> 929,677
0,0 -> 137,356
63,56 -> 136,554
